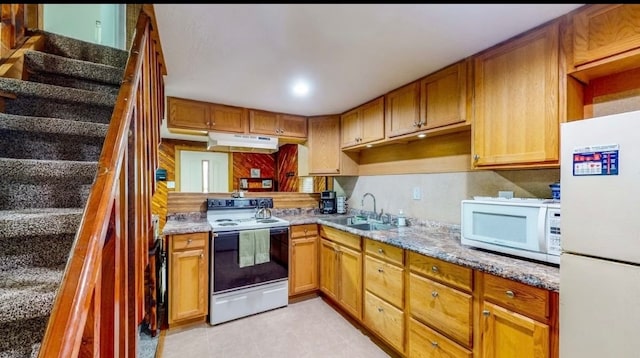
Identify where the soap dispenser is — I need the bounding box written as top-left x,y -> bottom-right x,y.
397,209 -> 406,227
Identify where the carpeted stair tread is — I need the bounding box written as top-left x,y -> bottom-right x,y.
0,317 -> 46,358
24,50 -> 124,85
0,158 -> 98,183
0,266 -> 64,323
33,30 -> 128,69
0,208 -> 83,238
0,113 -> 109,138
0,77 -> 117,108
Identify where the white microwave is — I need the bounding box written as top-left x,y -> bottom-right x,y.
460,198 -> 561,265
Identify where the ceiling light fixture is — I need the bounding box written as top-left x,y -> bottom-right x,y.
291,80 -> 310,97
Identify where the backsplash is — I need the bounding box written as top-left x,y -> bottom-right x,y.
336,168 -> 560,225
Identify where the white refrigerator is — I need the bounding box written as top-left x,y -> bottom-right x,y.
560,110 -> 640,358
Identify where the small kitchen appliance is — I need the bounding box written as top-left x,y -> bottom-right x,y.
319,190 -> 337,214
206,197 -> 290,325
460,197 -> 561,264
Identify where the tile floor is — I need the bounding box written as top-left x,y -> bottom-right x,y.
160,296 -> 394,358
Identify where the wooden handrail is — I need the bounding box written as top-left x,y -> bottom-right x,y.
35,4 -> 165,357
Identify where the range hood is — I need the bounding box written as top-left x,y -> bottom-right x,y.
207,132 -> 279,154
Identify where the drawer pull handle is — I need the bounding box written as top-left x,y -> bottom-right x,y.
483,310 -> 490,317
505,290 -> 515,298
378,248 -> 384,254
378,267 -> 384,273
431,266 -> 439,273
431,291 -> 438,298
431,341 -> 439,348
199,253 -> 203,259
377,307 -> 384,312
187,239 -> 192,244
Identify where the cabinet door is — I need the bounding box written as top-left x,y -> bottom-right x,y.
385,81 -> 420,138
420,61 -> 467,130
337,244 -> 362,320
360,96 -> 385,144
308,115 -> 341,174
290,236 -> 319,295
573,4 -> 640,67
481,301 -> 550,358
249,109 -> 278,135
319,239 -> 338,300
364,291 -> 405,354
210,104 -> 246,133
340,109 -> 361,148
169,247 -> 208,324
167,97 -> 209,130
473,22 -> 559,168
279,114 -> 307,138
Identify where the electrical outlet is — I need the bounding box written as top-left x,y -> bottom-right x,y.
412,187 -> 421,200
167,181 -> 176,189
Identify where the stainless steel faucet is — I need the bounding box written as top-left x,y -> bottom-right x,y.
361,192 -> 377,219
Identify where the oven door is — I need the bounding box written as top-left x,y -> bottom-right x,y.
212,227 -> 289,293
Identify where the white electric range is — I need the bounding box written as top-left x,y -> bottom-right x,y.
206,197 -> 290,325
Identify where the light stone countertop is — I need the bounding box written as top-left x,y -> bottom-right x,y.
162,212 -> 560,292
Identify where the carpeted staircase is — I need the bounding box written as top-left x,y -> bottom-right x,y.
0,30 -> 127,358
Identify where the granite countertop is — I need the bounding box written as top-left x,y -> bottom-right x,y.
163,212 -> 560,292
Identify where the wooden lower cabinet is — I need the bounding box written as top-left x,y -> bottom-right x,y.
319,234 -> 362,320
478,273 -> 556,358
167,232 -> 209,326
408,318 -> 472,358
480,301 -> 550,358
289,224 -> 319,296
313,228 -> 559,358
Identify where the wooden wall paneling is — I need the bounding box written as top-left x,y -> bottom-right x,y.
277,144 -> 299,192
167,192 -> 321,213
232,152 -> 276,191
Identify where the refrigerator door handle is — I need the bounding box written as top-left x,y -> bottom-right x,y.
537,207 -> 547,251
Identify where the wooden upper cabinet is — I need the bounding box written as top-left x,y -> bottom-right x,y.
308,115 -> 341,174
249,110 -> 307,138
210,103 -> 247,133
385,81 -> 420,138
420,60 -> 469,130
341,97 -> 384,149
167,96 -> 209,130
573,4 -> 640,67
473,21 -> 560,168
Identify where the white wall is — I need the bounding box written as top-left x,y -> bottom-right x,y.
335,168 -> 560,225
43,4 -> 125,49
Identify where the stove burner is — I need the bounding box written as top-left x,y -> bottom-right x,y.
215,219 -> 233,222
257,219 -> 279,223
218,222 -> 238,226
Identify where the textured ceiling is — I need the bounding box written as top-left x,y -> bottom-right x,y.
154,4 -> 584,118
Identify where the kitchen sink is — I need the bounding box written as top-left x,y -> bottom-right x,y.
347,222 -> 395,231
322,216 -> 367,226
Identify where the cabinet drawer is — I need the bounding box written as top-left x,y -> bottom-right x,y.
365,239 -> 403,266
290,224 -> 318,239
408,318 -> 472,358
483,273 -> 549,321
409,273 -> 473,348
365,255 -> 404,308
320,225 -> 361,251
364,291 -> 405,354
171,232 -> 208,251
409,252 -> 472,292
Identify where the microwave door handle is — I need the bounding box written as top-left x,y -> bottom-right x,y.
537,208 -> 547,251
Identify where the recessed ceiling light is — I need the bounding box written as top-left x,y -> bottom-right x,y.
366,144 -> 372,148
292,80 -> 310,97
417,133 -> 427,138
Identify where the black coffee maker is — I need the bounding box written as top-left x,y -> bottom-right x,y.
320,191 -> 336,214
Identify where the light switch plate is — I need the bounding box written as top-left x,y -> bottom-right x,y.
412,187 -> 421,200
